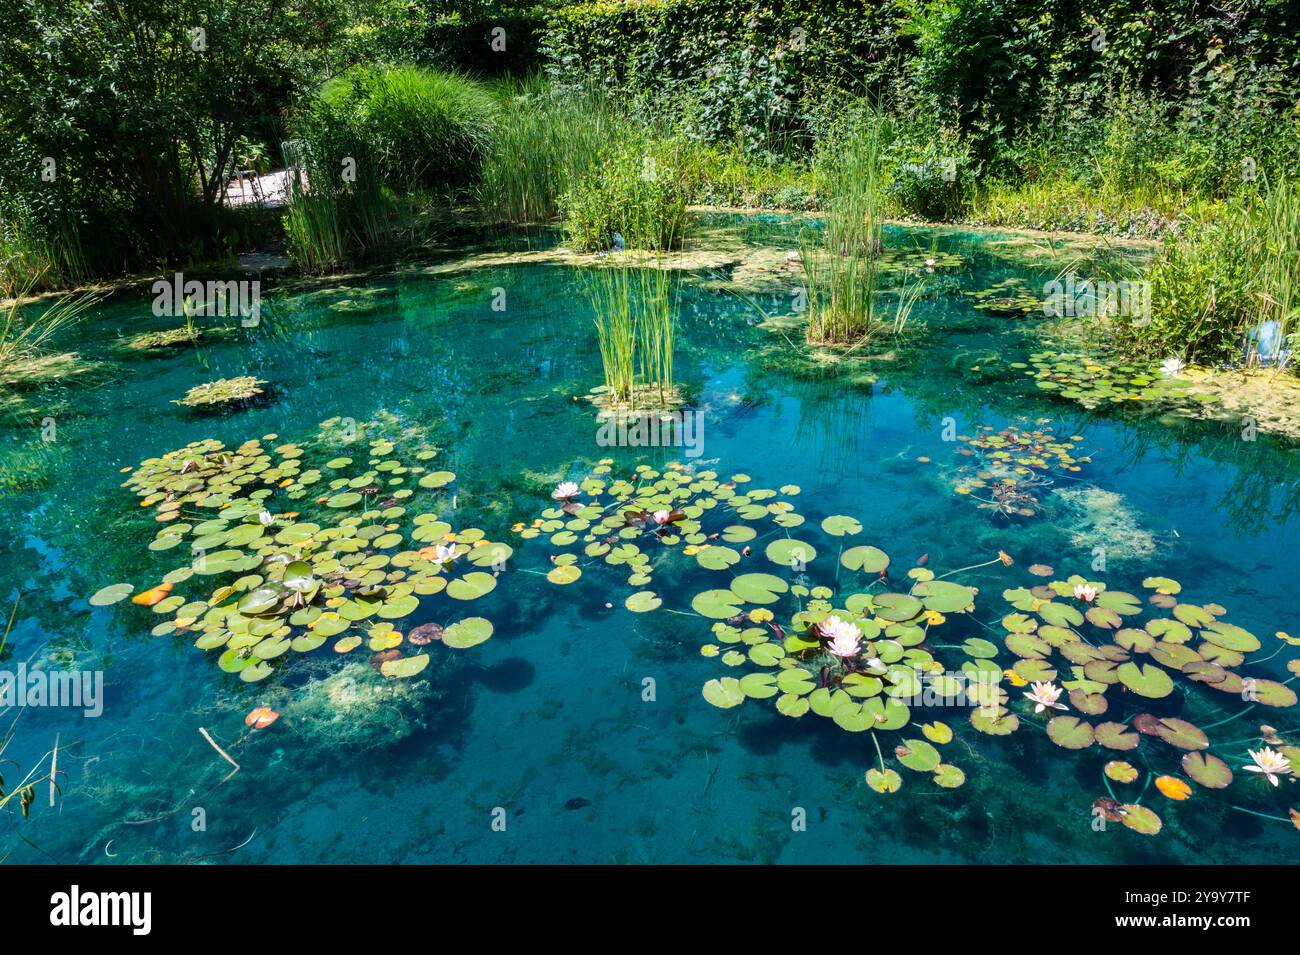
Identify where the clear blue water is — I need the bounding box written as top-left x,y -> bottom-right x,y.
2,216 -> 1298,864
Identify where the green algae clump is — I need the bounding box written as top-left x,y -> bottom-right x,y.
173,376 -> 269,410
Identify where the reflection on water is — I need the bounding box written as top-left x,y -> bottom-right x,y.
1,218 -> 1297,864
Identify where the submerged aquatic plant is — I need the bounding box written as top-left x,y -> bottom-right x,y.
88,417 -> 511,682
1053,486 -> 1156,561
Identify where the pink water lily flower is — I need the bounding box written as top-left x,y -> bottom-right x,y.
820,615 -> 862,658
1244,746 -> 1292,786
1024,681 -> 1067,713
652,509 -> 672,525
1073,583 -> 1098,602
552,481 -> 581,501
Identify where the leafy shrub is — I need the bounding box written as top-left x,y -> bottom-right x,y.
305,65 -> 496,196
560,139 -> 689,251
1120,178 -> 1300,364
881,105 -> 976,221
0,0 -> 319,291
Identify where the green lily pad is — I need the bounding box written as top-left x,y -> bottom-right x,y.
821,515 -> 862,537
1046,715 -> 1095,749
840,545 -> 889,573
873,593 -> 923,622
1120,804 -> 1162,835
446,572 -> 497,601
894,738 -> 941,772
692,589 -> 744,619
1117,661 -> 1174,698
625,591 -> 662,613
739,672 -> 779,699
932,764 -> 965,788
765,538 -> 817,568
913,580 -> 975,613
89,583 -> 134,606
1094,722 -> 1139,750
729,573 -> 789,604
962,637 -> 999,659
1200,622 -> 1261,653
865,767 -> 902,793
702,677 -> 745,708
442,616 -> 493,649
696,545 -> 740,570
380,654 -> 430,678
1181,751 -> 1233,789
546,565 -> 582,585
1153,717 -> 1209,751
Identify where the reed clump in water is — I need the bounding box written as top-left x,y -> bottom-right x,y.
585,251 -> 681,414
803,109 -> 888,346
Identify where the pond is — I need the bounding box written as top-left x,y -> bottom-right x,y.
2,214 -> 1297,864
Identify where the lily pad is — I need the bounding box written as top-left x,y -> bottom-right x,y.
1181,751 -> 1233,789
89,583 -> 134,606
625,591 -> 662,613
865,767 -> 902,793
702,677 -> 746,709
442,616 -> 493,649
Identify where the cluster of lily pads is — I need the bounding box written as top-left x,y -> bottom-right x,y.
172,376 -> 270,411
692,530 -> 989,795
1014,351 -> 1203,410
951,423 -> 1090,518
513,461 -> 806,600
983,569 -> 1298,834
88,417 -> 510,681
514,467 -> 990,792
964,277 -> 1042,317
878,248 -> 965,275
513,462 -> 1298,831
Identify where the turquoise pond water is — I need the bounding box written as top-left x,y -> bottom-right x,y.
2,214 -> 1298,864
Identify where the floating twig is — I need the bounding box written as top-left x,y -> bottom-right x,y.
198,726 -> 240,782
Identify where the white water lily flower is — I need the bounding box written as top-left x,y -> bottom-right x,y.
1160,357 -> 1186,378
432,544 -> 457,566
1073,583 -> 1098,602
552,481 -> 580,501
1244,746 -> 1292,786
820,615 -> 862,658
1024,681 -> 1067,713
258,510 -> 275,526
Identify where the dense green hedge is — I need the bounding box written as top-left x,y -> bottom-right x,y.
542,0 -> 908,147
427,11 -> 548,75
541,0 -> 1300,147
